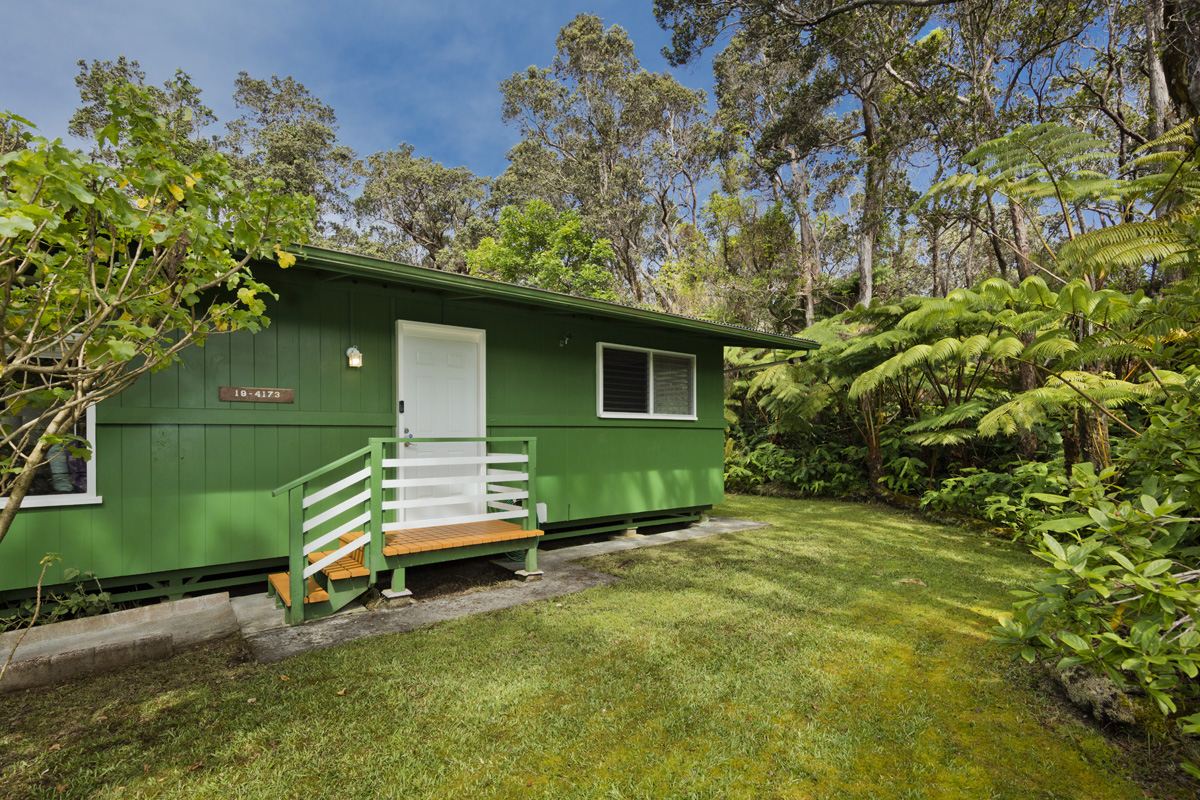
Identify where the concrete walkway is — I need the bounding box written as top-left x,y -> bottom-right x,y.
240,516 -> 768,662
1,517 -> 768,687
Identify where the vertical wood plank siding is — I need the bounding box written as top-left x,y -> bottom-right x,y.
0,265 -> 726,591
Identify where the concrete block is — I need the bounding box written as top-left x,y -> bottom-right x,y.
94,635 -> 172,671
0,655 -> 50,692
514,570 -> 544,582
48,648 -> 95,684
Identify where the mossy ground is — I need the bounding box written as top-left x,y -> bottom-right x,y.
0,496 -> 1189,799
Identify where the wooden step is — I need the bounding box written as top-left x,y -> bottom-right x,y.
382,520 -> 540,556
268,573 -> 329,607
307,549 -> 369,580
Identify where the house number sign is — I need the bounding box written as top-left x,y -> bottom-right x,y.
218,386 -> 295,403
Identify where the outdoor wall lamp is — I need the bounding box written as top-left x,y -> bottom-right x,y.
559,332 -> 573,347
346,346 -> 363,368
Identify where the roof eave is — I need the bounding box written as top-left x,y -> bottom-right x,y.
291,244 -> 817,351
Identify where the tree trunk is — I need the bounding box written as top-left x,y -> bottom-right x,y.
930,226 -> 943,297
789,154 -> 820,328
1063,421 -> 1081,476
1076,408 -> 1112,469
1147,0 -> 1176,139
1018,339 -> 1039,459
1010,202 -> 1035,281
1163,0 -> 1200,122
857,82 -> 882,307
860,390 -> 884,495
0,407 -> 78,548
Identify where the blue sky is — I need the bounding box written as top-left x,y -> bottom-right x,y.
2,0 -> 716,179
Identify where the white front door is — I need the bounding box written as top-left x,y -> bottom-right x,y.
396,322 -> 486,523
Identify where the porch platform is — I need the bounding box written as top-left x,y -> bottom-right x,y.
382,520 -> 540,555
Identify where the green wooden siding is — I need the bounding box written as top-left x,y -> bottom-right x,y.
0,264 -> 727,592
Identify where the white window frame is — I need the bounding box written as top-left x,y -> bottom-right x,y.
596,342 -> 697,421
4,405 -> 102,509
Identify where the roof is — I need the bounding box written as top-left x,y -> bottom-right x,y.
294,245 -> 818,351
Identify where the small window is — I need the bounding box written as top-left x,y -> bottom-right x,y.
1,362 -> 101,509
598,344 -> 696,419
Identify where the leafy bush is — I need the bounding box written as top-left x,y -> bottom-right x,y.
724,437 -> 866,496
0,567 -> 113,632
994,466 -> 1200,728
993,381 -> 1200,745
919,460 -> 1070,536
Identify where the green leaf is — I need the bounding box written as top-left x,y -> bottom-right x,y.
1042,533 -> 1067,561
1142,559 -> 1174,577
1028,493 -> 1068,504
0,215 -> 36,237
1059,632 -> 1090,651
106,340 -> 137,361
1107,550 -> 1138,573
1037,517 -> 1093,533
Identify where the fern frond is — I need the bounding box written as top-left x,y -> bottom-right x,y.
1023,331 -> 1078,361
907,428 -> 979,446
1131,121 -> 1195,157
903,399 -> 990,433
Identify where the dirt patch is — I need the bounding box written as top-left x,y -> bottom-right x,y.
402,557 -> 519,600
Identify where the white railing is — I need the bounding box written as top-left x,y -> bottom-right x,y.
273,437 -> 538,624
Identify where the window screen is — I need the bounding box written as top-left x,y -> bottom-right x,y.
602,347 -> 649,413
653,354 -> 694,416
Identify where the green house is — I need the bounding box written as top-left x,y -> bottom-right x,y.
2,246 -> 809,622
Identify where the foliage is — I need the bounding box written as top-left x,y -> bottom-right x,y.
0,81 -> 313,546
723,438 -> 868,495
920,461 -> 1070,535
68,57 -> 217,165
499,13 -> 712,303
0,566 -> 113,633
352,143 -> 492,269
993,380 -> 1200,736
466,200 -> 617,299
223,72 -> 354,233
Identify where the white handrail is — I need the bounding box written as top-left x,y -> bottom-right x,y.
382,454 -> 528,468
302,512 -> 371,555
382,509 -> 527,533
383,489 -> 527,511
303,467 -> 371,509
383,471 -> 529,490
302,490 -> 370,533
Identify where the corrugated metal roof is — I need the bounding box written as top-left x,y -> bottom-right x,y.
293,244 -> 819,351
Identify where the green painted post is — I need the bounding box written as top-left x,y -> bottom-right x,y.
368,440 -> 384,583
524,545 -> 538,573
524,437 -> 538,532
288,487 -> 305,625
390,567 -> 407,594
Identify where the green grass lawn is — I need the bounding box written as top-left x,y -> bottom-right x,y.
0,496 -> 1180,799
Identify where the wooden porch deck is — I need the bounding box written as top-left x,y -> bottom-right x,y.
382,520 -> 538,555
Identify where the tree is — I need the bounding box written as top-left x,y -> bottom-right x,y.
466,199 -> 617,300
499,14 -> 712,304
69,57 -> 217,163
352,143 -> 491,270
0,82 -> 314,547
223,72 -> 354,234
658,0 -> 950,308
